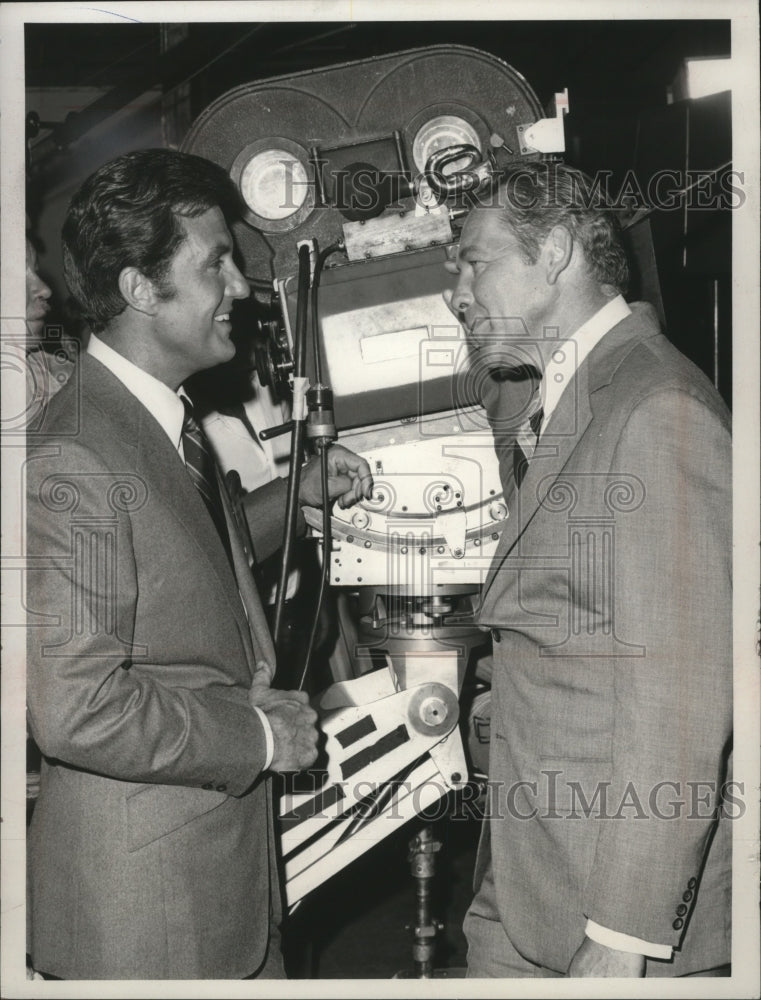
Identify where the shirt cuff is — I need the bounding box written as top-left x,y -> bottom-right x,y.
252,706 -> 274,770
585,919 -> 673,960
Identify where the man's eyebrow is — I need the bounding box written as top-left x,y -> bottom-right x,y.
460,242 -> 513,260
204,240 -> 232,263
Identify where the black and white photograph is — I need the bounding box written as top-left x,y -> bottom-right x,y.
1,2 -> 759,997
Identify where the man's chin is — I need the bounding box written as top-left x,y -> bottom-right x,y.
210,339 -> 236,367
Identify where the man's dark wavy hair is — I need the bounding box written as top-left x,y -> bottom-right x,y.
484,162 -> 630,294
62,149 -> 241,333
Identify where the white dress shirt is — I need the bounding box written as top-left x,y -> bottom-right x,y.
531,299 -> 672,961
88,333 -> 187,449
540,294 -> 631,427
203,381 -> 300,602
87,335 -> 274,768
203,378 -> 292,493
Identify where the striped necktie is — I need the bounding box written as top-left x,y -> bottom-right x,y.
181,397 -> 233,564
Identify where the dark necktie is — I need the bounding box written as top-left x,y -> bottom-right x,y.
181,397 -> 233,564
513,398 -> 544,489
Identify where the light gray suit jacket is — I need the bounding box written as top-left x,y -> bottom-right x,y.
476,303 -> 732,975
26,354 -> 289,979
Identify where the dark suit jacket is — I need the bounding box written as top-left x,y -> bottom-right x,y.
26,354 -> 288,979
476,303 -> 732,975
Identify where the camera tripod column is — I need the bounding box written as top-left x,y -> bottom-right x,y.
407,824 -> 444,978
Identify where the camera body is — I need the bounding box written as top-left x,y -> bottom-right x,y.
183,45 -> 564,904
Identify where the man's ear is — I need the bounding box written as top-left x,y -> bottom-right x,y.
118,267 -> 160,316
544,225 -> 573,285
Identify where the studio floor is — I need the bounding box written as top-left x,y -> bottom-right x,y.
281,807 -> 482,979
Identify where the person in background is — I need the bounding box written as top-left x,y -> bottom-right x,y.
23,220 -> 76,981
25,233 -> 52,347
200,364 -> 298,601
24,222 -> 74,811
24,225 -> 74,418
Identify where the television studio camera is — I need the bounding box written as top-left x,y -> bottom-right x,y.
183,44 -> 569,974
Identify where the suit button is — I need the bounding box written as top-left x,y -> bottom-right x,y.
216,784 -> 227,792
672,917 -> 684,930
682,889 -> 693,902
687,877 -> 697,889
676,904 -> 688,916
491,628 -> 501,643
202,782 -> 213,790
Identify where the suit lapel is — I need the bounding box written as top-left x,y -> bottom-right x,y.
481,364 -> 593,596
80,355 -> 255,647
134,409 -> 246,606
218,474 -> 276,669
480,303 -> 662,601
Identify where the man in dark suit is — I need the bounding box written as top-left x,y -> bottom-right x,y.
25,148 -> 372,980
444,163 -> 732,978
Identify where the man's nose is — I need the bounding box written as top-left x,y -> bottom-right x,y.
31,273 -> 52,300
227,262 -> 250,300
449,276 -> 473,318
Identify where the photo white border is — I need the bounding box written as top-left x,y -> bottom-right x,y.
2,3 -> 758,998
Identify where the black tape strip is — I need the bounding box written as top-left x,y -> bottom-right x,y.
341,724 -> 410,781
335,713 -> 377,749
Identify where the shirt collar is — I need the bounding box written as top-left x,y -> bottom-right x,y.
87,333 -> 187,451
541,295 -> 631,427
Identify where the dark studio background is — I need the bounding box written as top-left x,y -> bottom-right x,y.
26,19 -> 733,404
23,17 -> 734,978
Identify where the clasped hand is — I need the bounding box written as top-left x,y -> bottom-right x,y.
298,444 -> 373,510
248,660 -> 319,772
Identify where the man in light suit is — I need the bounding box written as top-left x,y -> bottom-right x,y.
444,163 -> 732,978
25,149 -> 372,980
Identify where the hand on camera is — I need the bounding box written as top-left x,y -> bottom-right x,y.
299,443 -> 373,509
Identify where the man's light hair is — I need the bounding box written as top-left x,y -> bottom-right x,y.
487,163 -> 630,294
